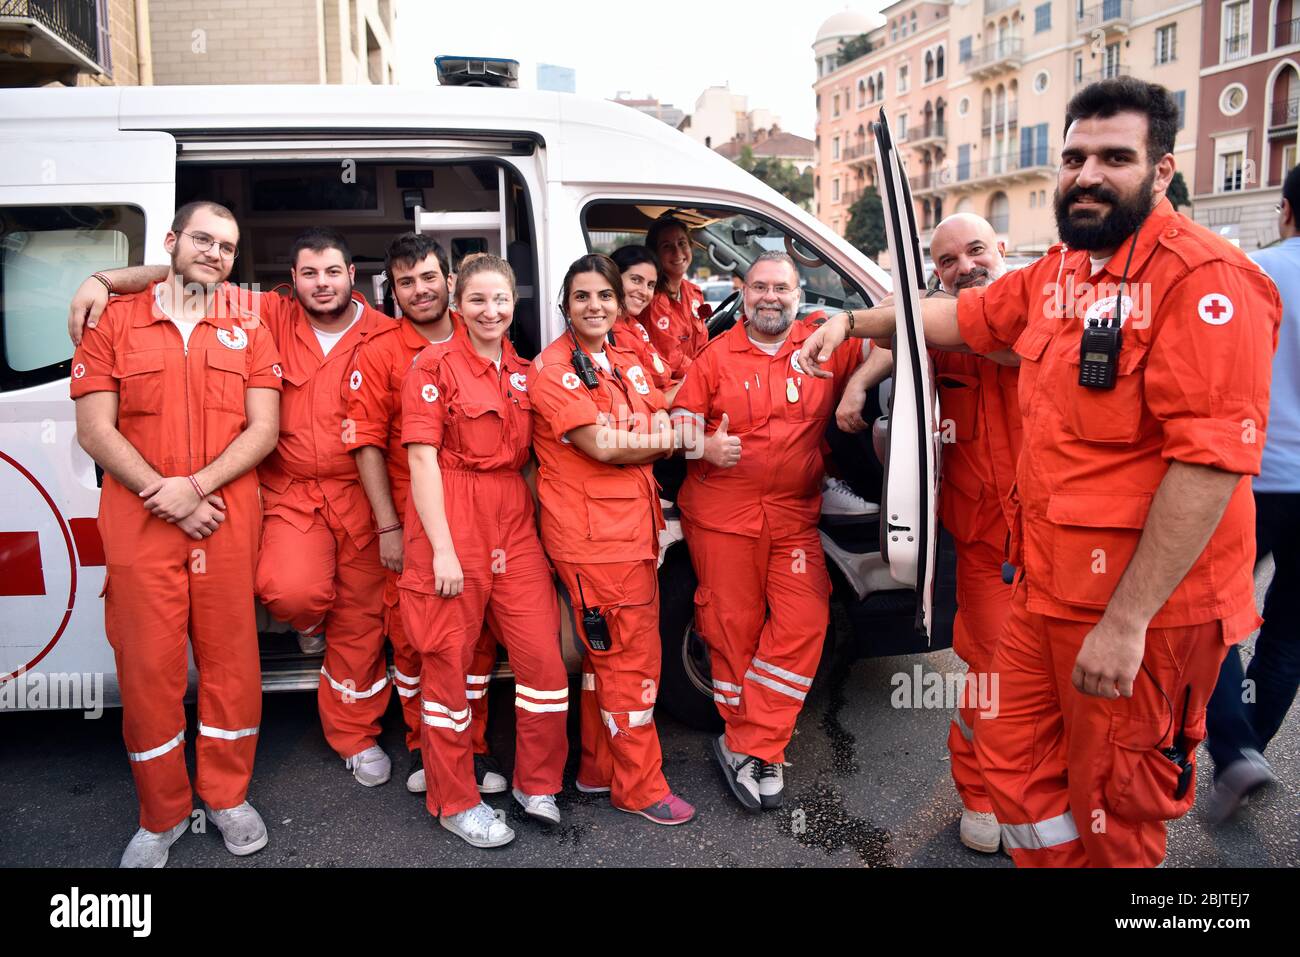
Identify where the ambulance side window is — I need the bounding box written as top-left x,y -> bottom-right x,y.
583,201 -> 870,318
0,205 -> 146,392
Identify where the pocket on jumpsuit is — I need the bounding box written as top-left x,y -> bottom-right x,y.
1102,709 -> 1202,823
575,561 -> 656,658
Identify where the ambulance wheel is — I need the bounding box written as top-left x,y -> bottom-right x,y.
656,546 -> 724,733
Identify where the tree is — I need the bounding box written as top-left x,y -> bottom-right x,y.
733,148 -> 814,209
838,34 -> 875,65
1167,171 -> 1191,211
845,186 -> 887,259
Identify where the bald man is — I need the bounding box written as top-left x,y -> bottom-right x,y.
835,213 -> 1022,854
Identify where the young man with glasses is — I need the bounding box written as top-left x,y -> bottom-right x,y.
70,201 -> 283,866
670,251 -> 868,811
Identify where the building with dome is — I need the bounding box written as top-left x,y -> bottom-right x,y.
813,2 -> 1205,258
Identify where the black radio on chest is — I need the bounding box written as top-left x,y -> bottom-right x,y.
1078,319 -> 1122,390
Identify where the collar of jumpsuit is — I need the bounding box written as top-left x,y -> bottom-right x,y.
953,196 -> 1280,636
671,312 -> 860,541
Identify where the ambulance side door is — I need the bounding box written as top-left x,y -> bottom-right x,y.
0,126 -> 176,705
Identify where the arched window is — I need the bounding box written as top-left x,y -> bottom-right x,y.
858,78 -> 868,108
988,191 -> 1010,233
936,46 -> 945,78
925,49 -> 935,82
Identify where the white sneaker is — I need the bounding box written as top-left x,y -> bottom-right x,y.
821,477 -> 878,516
119,820 -> 189,868
959,808 -> 1001,854
440,801 -> 515,848
713,735 -> 762,812
204,801 -> 269,856
344,745 -> 391,787
474,753 -> 508,794
406,750 -> 426,793
575,780 -> 611,795
513,788 -> 561,824
296,629 -> 325,655
757,761 -> 786,809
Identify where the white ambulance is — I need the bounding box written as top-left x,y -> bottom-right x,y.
0,78 -> 946,728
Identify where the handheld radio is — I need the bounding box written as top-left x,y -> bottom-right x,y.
574,573 -> 611,651
1077,210 -> 1147,391
567,324 -> 601,390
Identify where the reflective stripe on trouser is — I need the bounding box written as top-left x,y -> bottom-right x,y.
553,558 -> 669,812
256,509 -> 390,759
682,518 -> 828,763
975,587 -> 1229,867
947,536 -> 1013,815
466,625 -> 498,756
104,484 -> 263,832
383,570 -> 422,752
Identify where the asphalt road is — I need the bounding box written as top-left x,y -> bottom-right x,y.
2,618 -> 1295,869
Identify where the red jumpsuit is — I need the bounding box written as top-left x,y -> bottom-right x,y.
610,315 -> 674,393
671,316 -> 861,762
957,198 -> 1280,866
644,279 -> 707,378
70,283 -> 282,831
529,336 -> 670,811
251,291 -> 395,760
934,352 -> 1022,815
399,326 -> 567,816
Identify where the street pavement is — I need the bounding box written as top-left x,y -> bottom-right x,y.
2,616 -> 1295,868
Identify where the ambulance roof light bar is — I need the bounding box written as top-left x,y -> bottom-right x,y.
435,56 -> 520,88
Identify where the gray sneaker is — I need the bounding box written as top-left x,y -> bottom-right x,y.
1202,749 -> 1277,825
713,734 -> 762,812
757,761 -> 786,810
119,820 -> 189,868
204,801 -> 269,856
345,745 -> 391,787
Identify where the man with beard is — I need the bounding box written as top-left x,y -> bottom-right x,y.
670,251 -> 867,811
69,229 -> 400,788
70,201 -> 282,866
835,213 -> 1021,854
344,234 -> 508,797
799,78 -> 1281,867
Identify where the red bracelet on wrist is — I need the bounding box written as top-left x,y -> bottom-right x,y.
376,522 -> 402,535
188,475 -> 206,500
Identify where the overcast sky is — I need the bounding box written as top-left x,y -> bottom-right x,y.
395,2 -> 887,139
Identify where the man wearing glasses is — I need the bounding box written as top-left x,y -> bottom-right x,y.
70,201 -> 283,866
670,250 -> 868,812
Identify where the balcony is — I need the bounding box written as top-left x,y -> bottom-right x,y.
1075,65 -> 1132,87
841,188 -> 864,208
0,0 -> 103,80
1277,18 -> 1300,48
946,150 -> 1056,193
984,0 -> 1020,13
1075,0 -> 1133,37
1270,96 -> 1299,132
1222,33 -> 1250,63
981,102 -> 1019,132
906,120 -> 947,148
966,38 -> 1023,80
843,139 -> 876,166
909,170 -> 948,196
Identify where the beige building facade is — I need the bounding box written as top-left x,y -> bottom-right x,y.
814,1 -> 1202,257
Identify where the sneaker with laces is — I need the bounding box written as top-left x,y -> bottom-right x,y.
440,801 -> 515,848
205,801 -> 269,856
959,808 -> 1001,853
406,749 -> 426,794
618,792 -> 696,825
344,744 -> 391,787
474,753 -> 507,794
757,761 -> 785,809
820,477 -> 879,517
713,734 -> 762,812
513,788 -> 561,824
119,820 -> 189,868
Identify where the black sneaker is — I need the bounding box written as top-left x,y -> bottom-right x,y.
474,753 -> 508,794
757,761 -> 785,809
406,749 -> 426,794
712,735 -> 761,812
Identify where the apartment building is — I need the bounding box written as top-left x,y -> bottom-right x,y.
814,1 -> 1201,256
1,0 -> 144,87
1192,0 -> 1299,249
